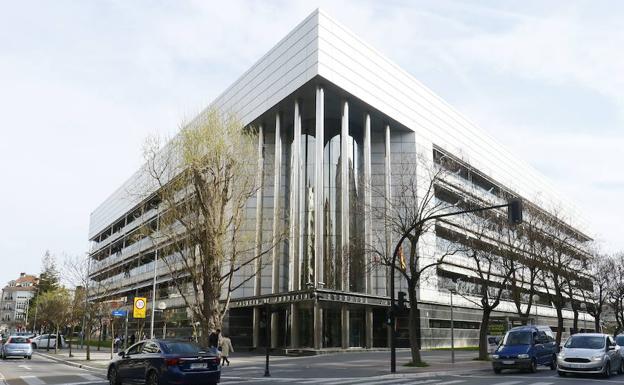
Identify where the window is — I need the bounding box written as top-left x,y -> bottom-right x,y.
142,341 -> 160,354
429,319 -> 480,330
126,342 -> 144,355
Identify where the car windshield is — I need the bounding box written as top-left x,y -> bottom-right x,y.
565,336 -> 605,349
9,337 -> 28,344
162,342 -> 205,354
616,336 -> 624,346
503,331 -> 532,345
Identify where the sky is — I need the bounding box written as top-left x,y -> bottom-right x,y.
1,0 -> 623,285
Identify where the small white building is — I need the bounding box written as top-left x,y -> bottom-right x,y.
0,273 -> 38,333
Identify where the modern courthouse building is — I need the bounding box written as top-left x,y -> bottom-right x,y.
88,10 -> 592,350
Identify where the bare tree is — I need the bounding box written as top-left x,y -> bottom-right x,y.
454,214 -> 516,360
506,204 -> 545,323
607,253 -> 624,335
580,251 -> 610,332
539,208 -> 586,345
143,109 -> 279,345
370,155 -> 463,365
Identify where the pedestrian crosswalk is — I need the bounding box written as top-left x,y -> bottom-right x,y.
220,376 -> 565,385
9,373 -> 105,385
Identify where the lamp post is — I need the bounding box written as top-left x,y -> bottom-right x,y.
532,294 -> 540,325
446,282 -> 457,364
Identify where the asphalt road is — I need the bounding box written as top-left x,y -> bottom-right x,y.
0,354 -> 106,385
221,371 -> 624,385
1,349 -> 621,385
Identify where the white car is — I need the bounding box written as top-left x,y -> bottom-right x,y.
1,336 -> 33,359
31,334 -> 65,349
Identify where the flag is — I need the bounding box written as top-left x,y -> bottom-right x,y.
399,245 -> 407,271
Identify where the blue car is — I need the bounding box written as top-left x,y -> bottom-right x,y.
107,339 -> 221,385
492,325 -> 558,374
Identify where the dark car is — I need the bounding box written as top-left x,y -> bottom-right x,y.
107,339 -> 220,385
492,325 -> 558,373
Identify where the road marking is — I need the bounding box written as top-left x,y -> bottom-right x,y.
355,379 -> 421,385
525,383 -> 553,385
20,376 -> 45,385
428,381 -> 466,385
80,373 -> 103,381
491,382 -> 523,385
18,364 -> 32,370
488,382 -> 522,385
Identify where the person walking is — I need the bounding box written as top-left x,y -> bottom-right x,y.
219,336 -> 234,366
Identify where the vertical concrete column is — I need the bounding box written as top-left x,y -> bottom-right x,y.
384,124 -> 392,347
254,124 -> 265,295
314,86 -> 324,289
314,86 -> 325,351
365,306 -> 373,348
289,100 -> 302,293
288,101 -> 302,349
291,303 -> 300,348
271,114 -> 282,295
340,100 -> 350,349
384,124 -> 392,297
341,305 -> 350,349
340,100 -> 350,290
313,299 -> 322,349
363,113 -> 372,295
271,114 -> 282,348
252,125 -> 265,350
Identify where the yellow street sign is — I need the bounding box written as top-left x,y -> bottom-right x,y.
133,297 -> 147,319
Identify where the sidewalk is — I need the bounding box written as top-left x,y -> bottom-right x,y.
35,345 -> 113,372
34,346 -> 493,378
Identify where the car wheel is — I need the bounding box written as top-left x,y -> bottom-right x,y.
146,370 -> 159,385
550,354 -> 557,370
603,361 -> 611,379
530,358 -> 538,373
493,368 -> 502,374
108,367 -> 121,385
558,370 -> 566,377
31,343 -> 37,349
619,359 -> 624,375
27,355 -> 32,360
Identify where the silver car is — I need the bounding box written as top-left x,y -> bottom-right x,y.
557,333 -> 623,378
1,336 -> 33,359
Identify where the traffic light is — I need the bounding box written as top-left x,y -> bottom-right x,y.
398,291 -> 407,311
507,198 -> 523,225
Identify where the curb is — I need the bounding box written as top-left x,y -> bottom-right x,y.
35,352 -> 108,373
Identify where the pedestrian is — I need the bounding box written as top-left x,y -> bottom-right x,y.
208,329 -> 221,349
219,336 -> 234,366
130,333 -> 136,345
114,335 -> 121,352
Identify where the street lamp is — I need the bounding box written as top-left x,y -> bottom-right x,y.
532,294 -> 540,325
446,282 -> 457,365
158,302 -> 168,338
579,303 -> 587,333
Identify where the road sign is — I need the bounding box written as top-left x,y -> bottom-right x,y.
112,310 -> 127,317
133,297 -> 147,319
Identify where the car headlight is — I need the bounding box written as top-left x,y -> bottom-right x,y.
492,354 -> 499,359
517,354 -> 530,359
591,353 -> 604,361
558,352 -> 566,359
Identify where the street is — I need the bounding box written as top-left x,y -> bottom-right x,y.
0,354 -> 106,385
2,350 -> 623,385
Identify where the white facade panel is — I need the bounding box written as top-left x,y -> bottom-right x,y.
89,12 -> 322,239
314,10 -> 587,232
